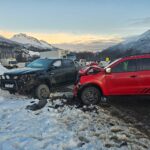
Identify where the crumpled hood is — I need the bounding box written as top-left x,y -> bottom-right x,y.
79,66 -> 103,75
4,67 -> 45,75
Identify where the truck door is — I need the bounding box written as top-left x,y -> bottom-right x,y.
50,60 -> 66,85
62,59 -> 77,83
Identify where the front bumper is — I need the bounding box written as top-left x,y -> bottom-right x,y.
0,78 -> 35,94
73,82 -> 82,97
0,79 -> 17,91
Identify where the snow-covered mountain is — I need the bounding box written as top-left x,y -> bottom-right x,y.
0,35 -> 17,44
0,33 -> 61,60
11,33 -> 53,49
100,30 -> 150,60
54,40 -> 117,52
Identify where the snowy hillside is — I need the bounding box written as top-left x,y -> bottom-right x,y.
101,30 -> 150,60
0,34 -> 61,60
11,33 -> 53,49
0,35 -> 18,44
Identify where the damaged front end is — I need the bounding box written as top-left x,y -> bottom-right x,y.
0,73 -> 37,95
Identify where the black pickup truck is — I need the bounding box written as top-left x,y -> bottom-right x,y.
0,58 -> 80,100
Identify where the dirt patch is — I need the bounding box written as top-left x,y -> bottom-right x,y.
27,92 -> 150,141
108,96 -> 150,139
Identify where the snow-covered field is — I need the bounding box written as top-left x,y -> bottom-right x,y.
0,64 -> 150,150
0,89 -> 150,150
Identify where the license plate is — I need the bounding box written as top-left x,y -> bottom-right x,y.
5,84 -> 14,88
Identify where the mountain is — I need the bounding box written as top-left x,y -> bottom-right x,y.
100,30 -> 150,60
54,38 -> 121,52
0,33 -> 61,60
11,33 -> 53,50
0,35 -> 23,50
54,40 -> 117,52
0,35 -> 18,44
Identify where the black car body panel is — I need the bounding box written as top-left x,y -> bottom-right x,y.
4,67 -> 45,75
0,58 -> 79,95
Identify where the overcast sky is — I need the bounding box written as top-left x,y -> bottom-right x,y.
0,0 -> 150,44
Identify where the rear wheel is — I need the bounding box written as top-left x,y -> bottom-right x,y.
80,86 -> 101,105
35,84 -> 50,100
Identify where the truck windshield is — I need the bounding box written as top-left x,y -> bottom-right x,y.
27,59 -> 53,69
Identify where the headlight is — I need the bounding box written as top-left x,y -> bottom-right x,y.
20,74 -> 35,81
2,75 -> 5,79
6,75 -> 10,79
20,74 -> 28,80
27,74 -> 36,80
14,76 -> 18,80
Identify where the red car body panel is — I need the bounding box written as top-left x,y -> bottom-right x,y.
74,54 -> 150,97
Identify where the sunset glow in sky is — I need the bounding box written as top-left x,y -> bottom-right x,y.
0,0 -> 150,44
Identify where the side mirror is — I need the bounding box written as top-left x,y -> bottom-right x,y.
105,68 -> 111,74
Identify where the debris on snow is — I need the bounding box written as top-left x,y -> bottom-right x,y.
0,90 -> 150,150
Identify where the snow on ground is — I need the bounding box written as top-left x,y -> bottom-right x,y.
0,64 -> 7,75
0,90 -> 150,150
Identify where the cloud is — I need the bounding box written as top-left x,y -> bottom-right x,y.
0,30 -> 123,44
130,17 -> 150,26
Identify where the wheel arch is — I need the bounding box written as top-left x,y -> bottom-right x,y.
37,77 -> 51,89
78,82 -> 104,98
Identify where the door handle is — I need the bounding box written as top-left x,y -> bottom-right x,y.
130,75 -> 137,78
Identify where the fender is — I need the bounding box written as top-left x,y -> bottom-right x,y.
78,80 -> 106,97
36,73 -> 51,88
78,74 -> 109,96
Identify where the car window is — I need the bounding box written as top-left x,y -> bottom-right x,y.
27,59 -> 53,69
63,59 -> 74,67
112,59 -> 137,73
138,58 -> 150,71
52,60 -> 62,67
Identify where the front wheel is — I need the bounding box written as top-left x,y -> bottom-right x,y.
35,84 -> 50,100
80,86 -> 101,105
8,90 -> 16,95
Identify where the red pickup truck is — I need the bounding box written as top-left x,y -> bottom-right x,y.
74,54 -> 150,105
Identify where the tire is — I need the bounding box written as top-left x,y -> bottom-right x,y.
9,90 -> 15,95
35,84 -> 50,100
80,86 -> 101,105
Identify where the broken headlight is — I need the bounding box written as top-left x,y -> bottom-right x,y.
20,74 -> 36,81
6,75 -> 10,79
14,76 -> 18,80
2,75 -> 5,79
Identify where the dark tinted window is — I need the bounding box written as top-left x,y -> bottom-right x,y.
27,59 -> 53,69
112,59 -> 137,73
63,60 -> 74,67
138,58 -> 150,71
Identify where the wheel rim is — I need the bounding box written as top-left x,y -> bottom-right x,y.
40,88 -> 49,98
82,87 -> 99,104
